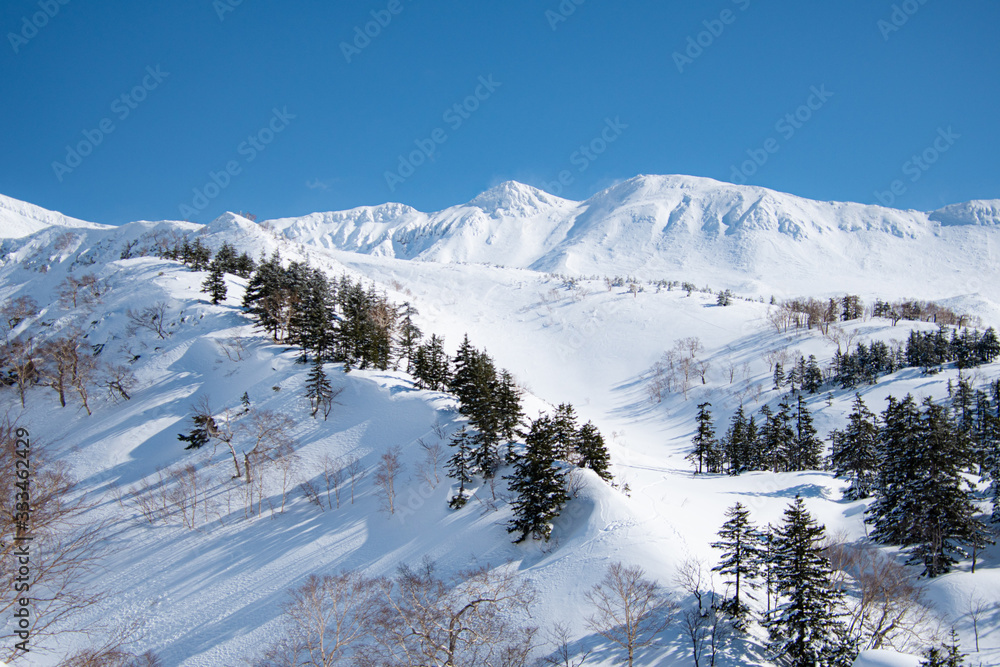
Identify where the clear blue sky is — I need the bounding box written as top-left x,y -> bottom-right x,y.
1,0 -> 998,224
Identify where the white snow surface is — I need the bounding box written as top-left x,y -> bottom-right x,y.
0,193 -> 109,239
1,181 -> 999,665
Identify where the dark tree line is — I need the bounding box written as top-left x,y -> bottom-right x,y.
689,397 -> 823,475
830,389 -> 997,577
832,326 -> 999,389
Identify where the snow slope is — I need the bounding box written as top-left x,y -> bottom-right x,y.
0,193 -> 109,239
1,186 -> 999,666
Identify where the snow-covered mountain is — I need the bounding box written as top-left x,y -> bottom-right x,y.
1,181 -> 999,666
265,175 -> 1000,301
0,193 -> 109,239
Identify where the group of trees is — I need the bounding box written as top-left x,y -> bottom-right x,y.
772,354 -> 823,394
830,391 -> 996,577
688,397 -> 824,476
159,237 -> 256,278
262,557 -> 677,667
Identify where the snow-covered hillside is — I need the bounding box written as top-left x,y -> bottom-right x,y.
0,183 -> 998,666
0,193 -> 109,239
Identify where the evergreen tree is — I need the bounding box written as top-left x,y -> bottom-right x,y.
919,629 -> 966,667
688,402 -> 720,474
803,355 -> 823,393
177,413 -> 215,450
830,394 -> 879,499
201,260 -> 228,305
305,357 -> 334,420
446,427 -> 475,509
790,395 -> 823,471
767,497 -> 855,667
551,403 -> 581,463
505,416 -> 569,543
412,334 -> 451,391
978,327 -> 1000,365
772,398 -> 796,472
868,394 -> 923,545
773,363 -> 785,391
396,302 -> 422,372
906,399 -> 990,577
711,502 -> 764,623
576,421 -> 612,482
495,369 -> 524,462
722,405 -> 752,475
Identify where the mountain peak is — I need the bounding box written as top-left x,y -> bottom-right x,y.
467,181 -> 567,216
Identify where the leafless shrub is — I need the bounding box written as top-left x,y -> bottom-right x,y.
826,541 -> 933,653
300,480 -> 325,511
126,302 -> 169,339
585,562 -> 677,667
103,363 -> 138,403
416,439 -> 444,488
217,334 -> 247,362
541,622 -> 590,667
257,572 -> 379,666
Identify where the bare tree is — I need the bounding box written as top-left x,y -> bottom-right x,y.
216,334 -> 247,362
126,302 -> 169,339
321,453 -> 343,509
0,295 -> 39,343
258,572 -> 379,667
674,558 -> 730,667
368,561 -> 537,667
6,337 -> 38,407
826,542 -> 932,653
541,622 -> 590,667
374,446 -> 403,515
0,419 -> 109,661
345,455 -> 364,505
417,439 -> 444,488
965,593 -> 989,653
585,562 -> 676,667
103,363 -> 138,403
274,441 -> 299,513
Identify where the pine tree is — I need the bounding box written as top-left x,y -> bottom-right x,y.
919,629 -> 966,667
201,260 -> 228,305
688,402 -> 719,474
412,334 -> 451,391
773,363 -> 785,391
771,399 -> 796,472
396,302 -> 422,372
906,399 -> 990,577
722,405 -> 751,475
790,395 -> 823,471
177,413 -> 215,450
803,355 -> 823,393
830,394 -> 879,499
576,422 -> 612,482
868,394 -> 924,545
446,427 -> 475,509
305,357 -> 334,419
495,369 -> 524,462
505,416 -> 569,543
767,497 -> 855,667
551,403 -> 581,463
711,502 -> 764,623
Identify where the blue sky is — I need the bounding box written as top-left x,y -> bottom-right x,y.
1,0 -> 998,224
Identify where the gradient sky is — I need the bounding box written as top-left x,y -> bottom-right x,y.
1,0 -> 998,225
